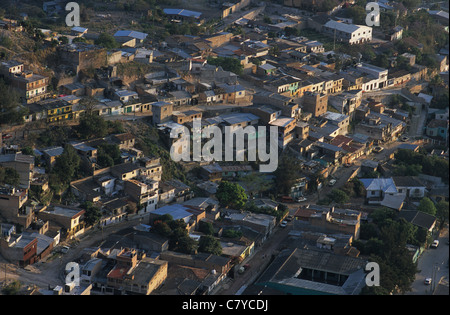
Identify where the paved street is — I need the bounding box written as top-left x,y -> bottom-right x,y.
214,223 -> 292,295
407,227 -> 449,295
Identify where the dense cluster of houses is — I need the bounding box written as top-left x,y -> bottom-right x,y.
0,0 -> 448,295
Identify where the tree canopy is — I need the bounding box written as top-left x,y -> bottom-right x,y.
207,57 -> 243,75
216,181 -> 248,209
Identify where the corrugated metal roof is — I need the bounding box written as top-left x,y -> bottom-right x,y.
114,30 -> 148,40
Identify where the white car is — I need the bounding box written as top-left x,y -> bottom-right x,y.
296,197 -> 307,202
328,179 -> 337,186
431,240 -> 439,248
424,278 -> 432,285
280,220 -> 288,228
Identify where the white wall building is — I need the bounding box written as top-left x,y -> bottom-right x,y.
322,20 -> 372,45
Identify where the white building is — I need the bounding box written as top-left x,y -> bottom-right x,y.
356,63 -> 389,90
322,20 -> 372,45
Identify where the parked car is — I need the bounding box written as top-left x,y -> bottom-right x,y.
424,278 -> 432,285
296,197 -> 307,202
2,133 -> 12,140
61,246 -> 70,254
328,179 -> 337,186
401,136 -> 409,142
280,220 -> 288,228
431,240 -> 439,248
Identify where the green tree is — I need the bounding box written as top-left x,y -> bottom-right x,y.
83,201 -> 102,227
347,5 -> 366,25
417,197 -> 437,216
222,228 -> 243,239
97,143 -> 122,167
198,220 -> 214,235
274,155 -> 302,195
152,219 -> 172,237
52,144 -> 81,184
169,227 -> 196,254
241,173 -> 273,199
95,33 -> 119,49
77,114 -> 108,139
198,235 -> 222,255
436,201 -> 449,228
328,189 -> 350,204
207,57 -> 243,75
216,181 -> 248,209
0,79 -> 23,125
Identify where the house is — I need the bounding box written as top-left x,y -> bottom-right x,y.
328,90 -> 362,116
112,133 -> 136,150
385,25 -> 403,41
322,20 -> 372,45
0,186 -> 31,228
388,70 -> 411,87
392,176 -> 427,199
163,8 -> 203,24
355,63 -> 389,90
398,210 -> 437,233
0,60 -> 24,76
321,112 -> 350,136
152,101 -> 173,125
114,90 -> 139,104
269,116 -> 297,148
215,83 -> 247,104
301,91 -> 328,117
114,30 -> 148,47
149,204 -> 206,232
264,75 -> 299,96
253,199 -> 278,210
293,206 -> 361,239
426,119 -> 448,141
9,71 -> 50,103
37,205 -> 85,240
2,152 -> 32,185
106,248 -> 168,295
58,43 -> 108,75
111,163 -> 141,181
0,233 -> 38,267
124,179 -> 158,212
359,178 -> 404,208
225,211 -> 276,242
200,163 -> 223,182
355,112 -> 406,142
42,146 -> 64,168
71,26 -> 88,37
